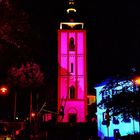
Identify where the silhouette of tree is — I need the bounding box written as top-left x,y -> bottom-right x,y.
8,61 -> 44,89
0,0 -> 33,48
0,0 -> 41,81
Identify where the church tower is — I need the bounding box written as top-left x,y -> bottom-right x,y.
57,0 -> 87,123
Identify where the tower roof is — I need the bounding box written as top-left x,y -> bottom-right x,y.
60,0 -> 84,29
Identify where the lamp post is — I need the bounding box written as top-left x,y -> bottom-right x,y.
14,92 -> 17,120
30,91 -> 32,123
0,85 -> 18,121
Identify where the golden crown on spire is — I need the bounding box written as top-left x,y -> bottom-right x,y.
69,0 -> 74,5
67,0 -> 76,14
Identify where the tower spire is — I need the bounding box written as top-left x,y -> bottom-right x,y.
66,0 -> 77,14
60,0 -> 84,29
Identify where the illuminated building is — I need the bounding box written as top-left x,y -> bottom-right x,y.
95,78 -> 140,139
57,0 -> 87,123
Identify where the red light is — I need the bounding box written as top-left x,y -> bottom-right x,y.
15,130 -> 20,135
31,112 -> 35,117
0,86 -> 8,95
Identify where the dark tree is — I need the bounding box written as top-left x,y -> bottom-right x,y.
0,0 -> 42,82
8,61 -> 45,120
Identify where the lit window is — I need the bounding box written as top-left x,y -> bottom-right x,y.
69,86 -> 75,99
69,37 -> 75,51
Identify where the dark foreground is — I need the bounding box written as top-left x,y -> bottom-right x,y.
15,121 -> 98,140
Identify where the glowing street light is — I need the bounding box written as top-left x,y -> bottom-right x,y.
0,86 -> 8,96
31,112 -> 36,118
135,77 -> 140,85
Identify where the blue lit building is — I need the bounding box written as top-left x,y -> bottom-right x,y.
95,77 -> 140,139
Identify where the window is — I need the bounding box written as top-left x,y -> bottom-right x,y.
69,37 -> 75,51
114,129 -> 121,139
69,86 -> 75,99
70,63 -> 73,73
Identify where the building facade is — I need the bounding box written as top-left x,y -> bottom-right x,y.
95,78 -> 140,139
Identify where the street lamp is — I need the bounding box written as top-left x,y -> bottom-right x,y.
134,77 -> 140,85
0,85 -> 8,96
0,85 -> 17,121
31,112 -> 36,118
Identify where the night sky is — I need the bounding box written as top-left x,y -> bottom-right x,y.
22,0 -> 140,88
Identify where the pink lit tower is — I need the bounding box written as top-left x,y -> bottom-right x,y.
57,0 -> 87,123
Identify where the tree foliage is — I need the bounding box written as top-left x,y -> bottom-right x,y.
0,0 -> 42,81
8,61 -> 44,90
0,0 -> 34,48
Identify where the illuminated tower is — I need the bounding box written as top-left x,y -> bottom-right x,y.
58,0 -> 87,123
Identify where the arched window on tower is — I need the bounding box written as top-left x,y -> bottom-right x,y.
70,63 -> 74,73
69,37 -> 75,51
69,86 -> 75,99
